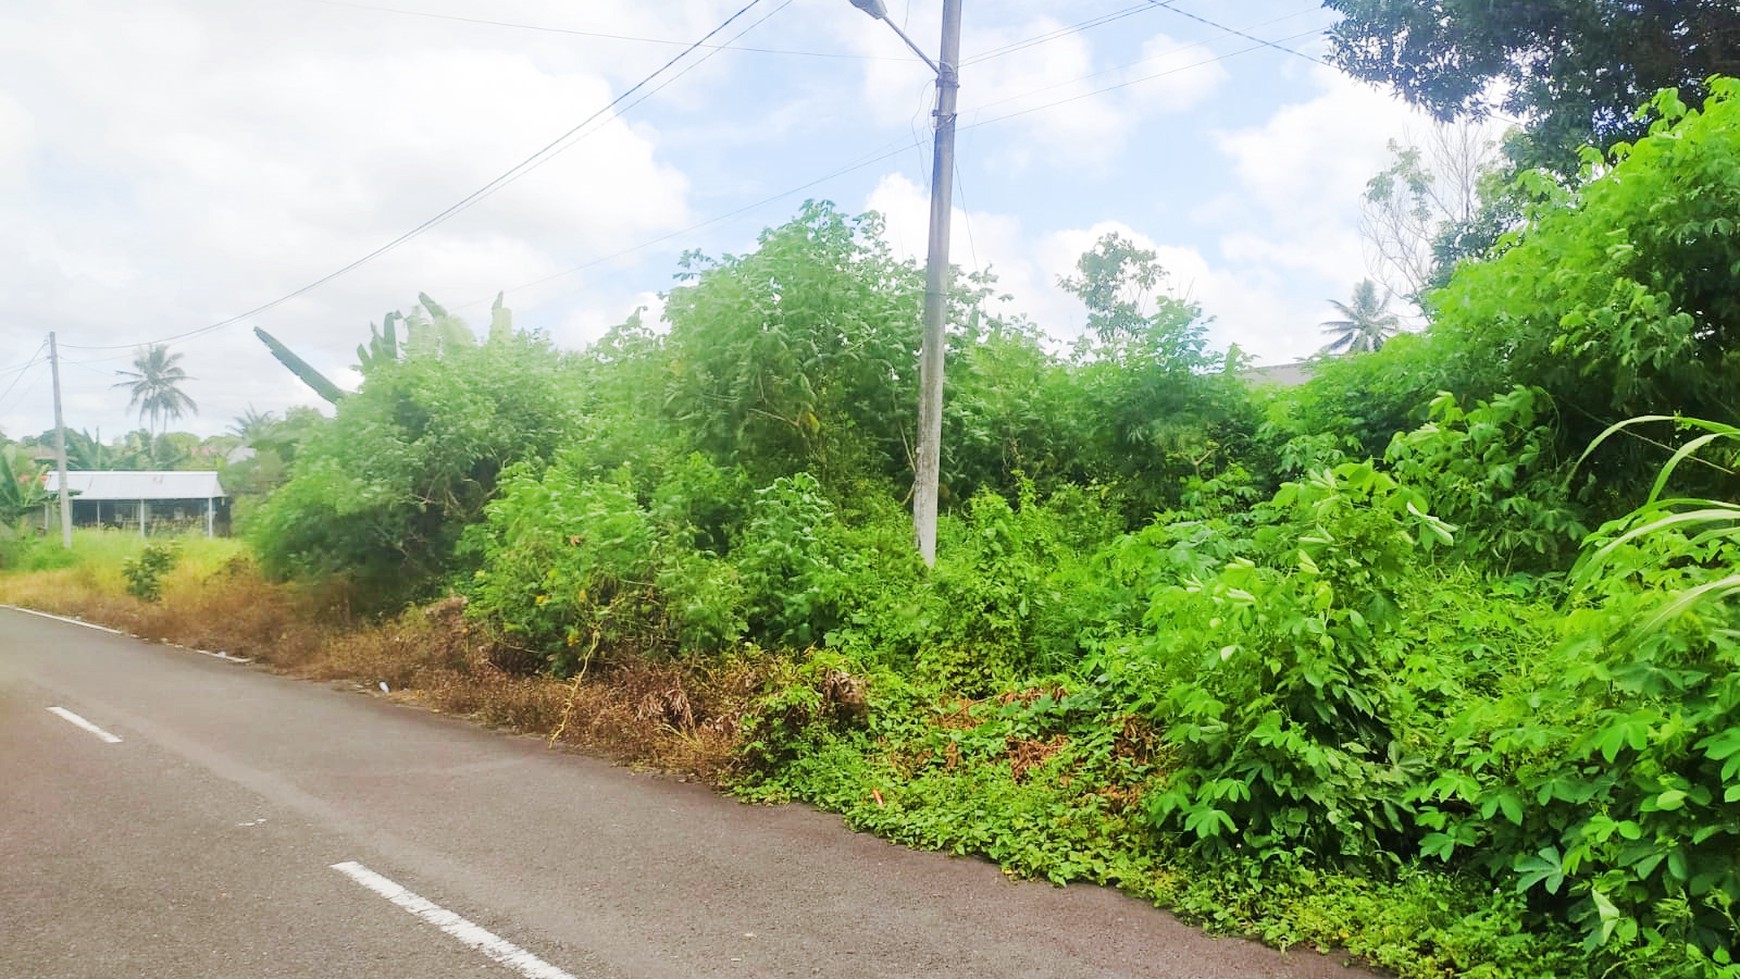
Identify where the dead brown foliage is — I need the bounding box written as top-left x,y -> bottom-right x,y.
996,684 -> 1070,707
0,563 -> 790,783
1006,735 -> 1069,784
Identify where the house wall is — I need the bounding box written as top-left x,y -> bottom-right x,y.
65,498 -> 233,536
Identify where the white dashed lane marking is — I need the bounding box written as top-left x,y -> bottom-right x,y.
330,861 -> 579,979
46,706 -> 123,744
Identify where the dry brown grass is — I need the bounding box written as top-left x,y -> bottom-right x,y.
0,553 -> 333,663
1,561 -> 778,783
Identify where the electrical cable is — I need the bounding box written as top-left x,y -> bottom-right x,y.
0,343 -> 46,410
65,360 -> 120,380
0,348 -> 46,380
298,0 -> 915,61
959,27 -> 1333,133
471,18 -> 1335,310
69,3 -> 1334,355
962,4 -> 1160,66
589,1 -> 798,144
0,375 -> 44,421
0,342 -> 46,415
60,0 -> 779,352
960,8 -> 1321,119
1142,0 -> 1329,67
954,158 -> 980,273
475,135 -> 928,307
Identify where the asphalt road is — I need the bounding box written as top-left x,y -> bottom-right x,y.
0,607 -> 1379,979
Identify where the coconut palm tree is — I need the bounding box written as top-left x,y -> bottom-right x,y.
113,344 -> 198,447
228,406 -> 279,446
1319,280 -> 1402,355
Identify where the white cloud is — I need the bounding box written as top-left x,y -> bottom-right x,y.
553,290 -> 666,350
865,172 -> 1074,332
1039,221 -> 1302,364
1195,66 -> 1444,359
1121,33 -> 1231,115
0,92 -> 32,189
0,0 -> 700,437
0,0 -> 1454,441
861,185 -> 1303,363
844,7 -> 1229,171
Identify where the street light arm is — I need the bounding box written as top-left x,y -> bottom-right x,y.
879,19 -> 942,76
848,0 -> 942,75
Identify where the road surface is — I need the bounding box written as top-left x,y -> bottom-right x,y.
0,607 -> 1378,978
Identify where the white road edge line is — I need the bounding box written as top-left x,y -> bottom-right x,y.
172,643 -> 254,664
5,606 -> 125,634
3,606 -> 251,663
46,707 -> 123,744
330,861 -> 577,979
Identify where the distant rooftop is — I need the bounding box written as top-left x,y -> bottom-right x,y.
44,470 -> 226,501
1239,360 -> 1315,388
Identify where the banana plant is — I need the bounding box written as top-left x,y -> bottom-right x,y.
254,326 -> 348,405
0,446 -> 47,525
256,294 -> 511,402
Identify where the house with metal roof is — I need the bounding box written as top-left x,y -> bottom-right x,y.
1239,360 -> 1315,388
43,471 -> 230,537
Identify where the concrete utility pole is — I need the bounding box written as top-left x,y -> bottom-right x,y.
47,332 -> 72,549
849,0 -> 962,566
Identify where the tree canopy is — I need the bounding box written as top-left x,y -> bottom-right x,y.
1325,0 -> 1740,170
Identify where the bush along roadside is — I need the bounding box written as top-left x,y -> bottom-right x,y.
389,419 -> 1740,976
14,86 -> 1740,979
8,436 -> 1737,979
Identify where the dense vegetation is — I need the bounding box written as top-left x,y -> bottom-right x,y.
6,78 -> 1736,978
181,83 -> 1740,977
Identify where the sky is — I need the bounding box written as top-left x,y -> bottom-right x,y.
0,0 -> 1448,442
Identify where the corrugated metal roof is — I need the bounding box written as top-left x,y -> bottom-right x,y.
44,471 -> 226,501
1239,361 -> 1315,388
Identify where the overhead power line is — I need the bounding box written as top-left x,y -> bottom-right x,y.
960,9 -> 1322,119
480,19 -> 1332,308
0,345 -> 47,380
0,342 -> 46,383
962,26 -> 1332,131
61,0 -> 779,352
300,0 -> 915,62
473,136 -> 929,307
1143,0 -> 1329,67
961,3 -> 1159,66
0,342 -> 47,415
73,1 -> 1334,357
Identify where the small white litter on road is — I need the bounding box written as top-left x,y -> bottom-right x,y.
330,861 -> 578,979
46,707 -> 123,744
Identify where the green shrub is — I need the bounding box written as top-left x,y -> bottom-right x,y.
1120,461 -> 1453,861
917,483 -> 1122,691
466,462 -> 748,673
1416,418 -> 1740,967
1385,385 -> 1587,571
251,330 -> 584,610
122,542 -> 180,602
735,473 -> 851,648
